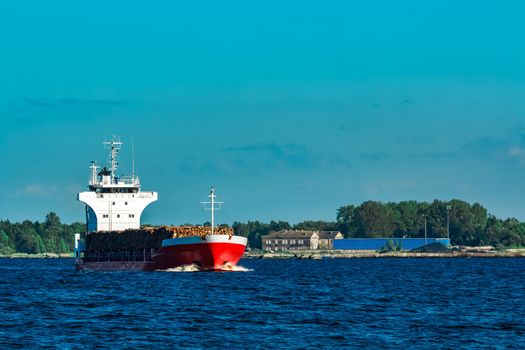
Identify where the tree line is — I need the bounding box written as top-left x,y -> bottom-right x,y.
0,213 -> 84,255
233,199 -> 525,249
1,199 -> 525,254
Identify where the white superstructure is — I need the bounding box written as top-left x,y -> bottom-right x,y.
77,137 -> 158,232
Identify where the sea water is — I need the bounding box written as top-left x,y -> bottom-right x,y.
0,258 -> 524,349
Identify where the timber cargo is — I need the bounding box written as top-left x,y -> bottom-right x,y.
85,226 -> 234,251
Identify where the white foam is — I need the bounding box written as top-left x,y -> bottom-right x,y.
221,263 -> 253,272
157,264 -> 201,272
156,263 -> 253,273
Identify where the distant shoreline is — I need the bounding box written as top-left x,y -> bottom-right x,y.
2,250 -> 524,260
0,253 -> 73,259
244,249 -> 525,259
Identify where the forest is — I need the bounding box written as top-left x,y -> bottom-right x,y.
0,213 -> 84,255
2,199 -> 525,254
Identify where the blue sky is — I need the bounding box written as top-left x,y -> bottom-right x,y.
1,1 -> 525,224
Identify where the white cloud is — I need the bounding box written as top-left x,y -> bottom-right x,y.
19,184 -> 57,197
508,146 -> 525,161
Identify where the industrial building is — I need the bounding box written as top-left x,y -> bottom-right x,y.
333,238 -> 450,251
262,230 -> 343,251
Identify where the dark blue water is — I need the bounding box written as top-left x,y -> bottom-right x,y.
1,258 -> 524,349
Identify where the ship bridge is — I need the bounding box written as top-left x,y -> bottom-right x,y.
78,137 -> 158,232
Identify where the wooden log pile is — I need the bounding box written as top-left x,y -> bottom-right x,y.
85,226 -> 234,252
142,226 -> 233,238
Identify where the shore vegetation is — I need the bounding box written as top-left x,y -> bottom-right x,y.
0,213 -> 83,255
234,199 -> 525,249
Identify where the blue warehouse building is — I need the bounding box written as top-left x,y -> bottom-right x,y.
334,238 -> 450,251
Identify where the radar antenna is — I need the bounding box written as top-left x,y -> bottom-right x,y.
131,135 -> 135,178
103,136 -> 122,182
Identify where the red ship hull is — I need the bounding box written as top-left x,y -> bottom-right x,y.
75,235 -> 247,272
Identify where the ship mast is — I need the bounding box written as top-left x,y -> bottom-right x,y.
103,136 -> 122,182
89,161 -> 99,186
131,135 -> 135,178
201,187 -> 223,235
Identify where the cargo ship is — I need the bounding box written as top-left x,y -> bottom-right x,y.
74,138 -> 247,271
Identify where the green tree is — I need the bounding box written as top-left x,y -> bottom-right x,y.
392,200 -> 419,237
336,205 -> 356,237
45,212 -> 61,228
269,220 -> 292,232
448,200 -> 488,245
481,215 -> 504,246
293,220 -> 337,231
0,229 -> 14,254
353,201 -> 395,237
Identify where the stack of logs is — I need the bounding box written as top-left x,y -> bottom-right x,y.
142,226 -> 233,238
85,226 -> 234,251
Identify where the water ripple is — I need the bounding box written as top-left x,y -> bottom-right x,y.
1,258 -> 525,349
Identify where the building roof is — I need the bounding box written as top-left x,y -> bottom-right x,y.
317,231 -> 343,239
262,230 -> 315,239
262,230 -> 342,239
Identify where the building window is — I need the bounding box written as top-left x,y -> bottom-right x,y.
125,202 -> 128,205
102,214 -> 108,218
112,202 -> 115,205
117,214 -> 120,218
